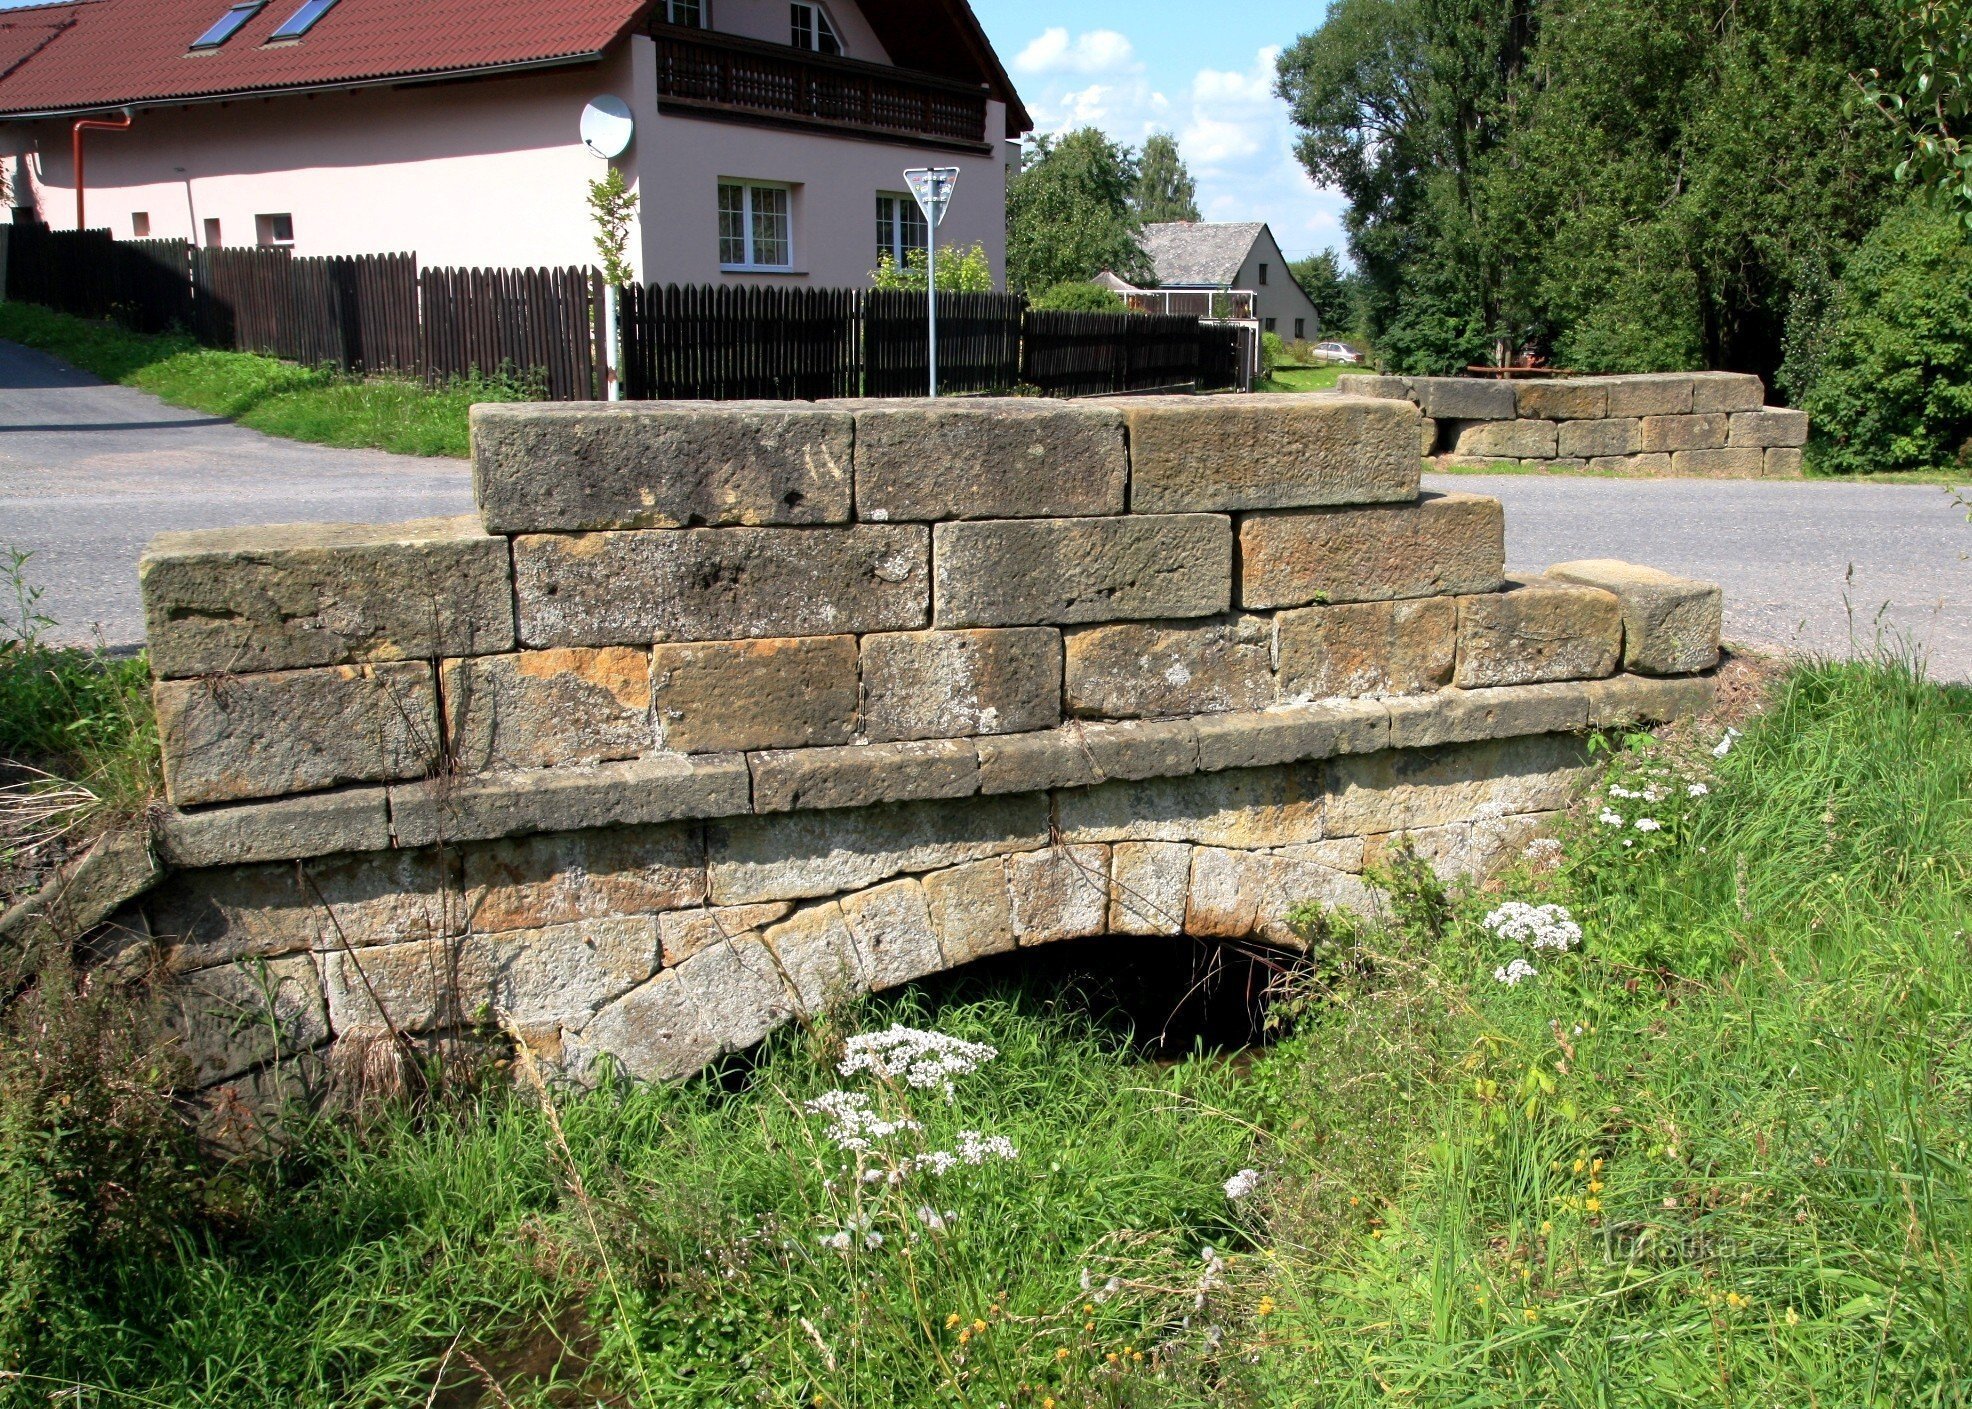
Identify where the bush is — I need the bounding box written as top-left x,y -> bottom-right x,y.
1262,330 -> 1293,371
1798,197 -> 1972,473
1026,280 -> 1127,313
869,242 -> 996,293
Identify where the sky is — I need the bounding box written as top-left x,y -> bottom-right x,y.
970,0 -> 1346,262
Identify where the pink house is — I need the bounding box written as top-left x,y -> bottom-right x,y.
0,0 -> 1030,287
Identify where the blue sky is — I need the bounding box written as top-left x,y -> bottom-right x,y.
971,0 -> 1345,261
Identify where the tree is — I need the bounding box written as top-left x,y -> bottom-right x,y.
587,167 -> 638,288
868,242 -> 995,292
1288,252 -> 1355,333
1006,128 -> 1152,293
1857,0 -> 1972,226
1132,133 -> 1200,223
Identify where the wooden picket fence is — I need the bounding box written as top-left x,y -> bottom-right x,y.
618,283 -> 861,401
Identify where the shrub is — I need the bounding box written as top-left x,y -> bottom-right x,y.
869,242 -> 996,293
1026,280 -> 1127,313
1798,197 -> 1972,473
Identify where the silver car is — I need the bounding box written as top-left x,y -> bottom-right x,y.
1310,341 -> 1364,364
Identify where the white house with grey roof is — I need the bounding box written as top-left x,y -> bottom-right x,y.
1102,220 -> 1323,344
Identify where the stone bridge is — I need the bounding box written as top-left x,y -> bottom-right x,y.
111,391 -> 1722,1101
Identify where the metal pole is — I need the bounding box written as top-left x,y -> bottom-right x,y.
926,223 -> 938,398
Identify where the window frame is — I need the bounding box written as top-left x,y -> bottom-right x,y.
1263,316 -> 1277,333
1294,318 -> 1305,341
189,1 -> 264,51
719,180 -> 795,272
1258,262 -> 1269,286
661,0 -> 706,26
266,0 -> 338,42
256,212 -> 295,247
789,1 -> 842,55
131,212 -> 151,239
202,217 -> 223,249
875,191 -> 927,268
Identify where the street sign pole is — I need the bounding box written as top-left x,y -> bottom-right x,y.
903,166 -> 960,399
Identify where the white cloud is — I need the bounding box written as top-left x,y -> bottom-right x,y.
1013,27 -> 1140,76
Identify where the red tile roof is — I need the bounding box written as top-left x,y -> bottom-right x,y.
0,0 -> 650,117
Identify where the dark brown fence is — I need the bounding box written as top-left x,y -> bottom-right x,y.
619,283 -> 860,401
864,290 -> 1024,396
1021,311 -> 1207,397
421,266 -> 605,399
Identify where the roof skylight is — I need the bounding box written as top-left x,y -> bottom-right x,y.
189,1 -> 265,51
267,0 -> 341,41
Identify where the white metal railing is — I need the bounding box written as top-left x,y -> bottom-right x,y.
1120,288 -> 1257,321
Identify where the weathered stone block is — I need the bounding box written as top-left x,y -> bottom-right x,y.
1064,616 -> 1273,718
1766,447 -> 1804,477
1386,682 -> 1589,749
567,970 -> 715,1082
389,753 -> 750,848
667,937 -> 792,1052
1516,381 -> 1608,421
512,525 -> 928,647
1058,763 -> 1325,847
1008,845 -> 1111,944
762,903 -> 863,1013
1108,840 -> 1190,935
1671,448 -> 1767,478
923,857 -> 1016,966
1584,672 -> 1717,728
659,901 -> 794,967
153,788 -> 393,870
167,953 -> 328,1087
1349,374 -> 1414,400
1603,375 -> 1694,418
1420,416 -> 1440,455
1545,559 -> 1722,675
933,515 -> 1231,628
1325,734 -> 1595,837
141,516 -> 514,679
1727,409 -> 1809,448
1366,812 -> 1556,885
707,793 -> 1050,905
1411,377 -> 1516,421
1185,845 -> 1371,946
1557,418 -> 1643,459
1454,582 -> 1622,688
1638,414 -> 1729,453
1122,395 -> 1421,512
157,662 -> 440,807
1453,419 -> 1558,459
860,628 -> 1061,742
852,400 -> 1127,521
1,828 -> 160,955
1240,493 -> 1505,610
443,649 -> 653,773
749,738 -> 978,813
463,824 -> 704,934
1588,453 -> 1674,476
1689,372 -> 1765,414
651,636 -> 858,752
1275,597 -> 1456,698
974,729 -> 1099,795
840,877 -> 947,990
1193,699 -> 1389,773
471,401 -> 853,533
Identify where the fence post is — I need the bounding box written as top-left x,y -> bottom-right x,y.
605,281 -> 621,401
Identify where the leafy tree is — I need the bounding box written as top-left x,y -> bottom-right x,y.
1132,133 -> 1201,223
587,167 -> 639,288
868,242 -> 995,292
1857,0 -> 1972,225
1006,129 -> 1151,293
1288,251 -> 1355,333
1028,281 -> 1129,312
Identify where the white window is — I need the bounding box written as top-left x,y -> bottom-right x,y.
790,1 -> 840,54
256,212 -> 294,247
662,0 -> 703,25
719,181 -> 792,270
875,192 -> 926,267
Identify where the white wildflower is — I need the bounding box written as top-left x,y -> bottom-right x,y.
1687,783 -> 1710,798
863,1231 -> 884,1249
1481,901 -> 1583,952
838,1025 -> 998,1097
818,1230 -> 853,1251
1634,817 -> 1662,832
1609,785 -> 1644,801
957,1130 -> 1018,1164
1494,958 -> 1538,987
1712,728 -> 1741,758
915,1206 -> 955,1231
1600,808 -> 1625,827
1524,837 -> 1564,862
1224,1168 -> 1262,1201
804,1090 -> 922,1151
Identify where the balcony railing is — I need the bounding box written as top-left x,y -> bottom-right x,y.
1122,289 -> 1257,322
649,25 -> 991,152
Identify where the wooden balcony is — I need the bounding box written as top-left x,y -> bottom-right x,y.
648,24 -> 992,153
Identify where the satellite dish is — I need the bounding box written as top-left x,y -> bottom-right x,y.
580,96 -> 634,159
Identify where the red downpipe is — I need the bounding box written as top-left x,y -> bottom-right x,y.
71,109 -> 133,230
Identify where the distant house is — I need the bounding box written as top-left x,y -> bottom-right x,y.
1106,221 -> 1322,343
0,0 -> 1029,287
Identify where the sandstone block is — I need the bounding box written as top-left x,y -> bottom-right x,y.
1584,673 -> 1717,728
1454,582 -> 1623,687
1348,375 -> 1414,400
1241,493 -> 1505,610
471,401 -> 853,532
1603,376 -> 1694,418
1193,699 -> 1389,773
1411,377 -> 1516,421
840,877 -> 948,990
1557,418 -> 1643,459
1544,559 -> 1722,675
1058,763 -> 1325,847
1516,381 -> 1608,421
934,515 -> 1231,628
1064,616 -> 1273,718
167,953 -> 328,1086
1420,416 -> 1440,455
512,525 -> 928,647
1588,453 -> 1674,476
153,788 -> 393,870
1366,812 -> 1556,885
749,738 -> 978,813
157,662 -> 440,808
1671,448 -> 1766,478
974,729 -> 1099,795
443,648 -> 653,773
1108,841 -> 1190,935
1275,598 -> 1456,698
1185,846 -> 1372,947
1766,447 -> 1804,477
860,628 -> 1061,742
707,793 -> 1049,905
1007,845 -> 1111,945
651,636 -> 858,752
463,824 -> 704,934
1689,372 -> 1765,414
1122,395 -> 1420,512
1325,734 -> 1594,837
761,903 -> 864,1013
852,400 -> 1127,521
1453,419 -> 1558,459
659,901 -> 794,968
1727,409 -> 1809,448
923,857 -> 1016,966
1639,414 -> 1729,453
0,828 -> 160,954
567,970 -> 715,1082
389,753 -> 750,848
668,937 -> 792,1053
1385,682 -> 1589,749
140,516 -> 514,679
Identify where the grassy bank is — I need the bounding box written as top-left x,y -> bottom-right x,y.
2,656 -> 1968,1406
1255,363 -> 1376,393
0,301 -> 534,458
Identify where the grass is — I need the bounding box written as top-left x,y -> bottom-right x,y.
1254,363 -> 1378,393
0,301 -> 536,459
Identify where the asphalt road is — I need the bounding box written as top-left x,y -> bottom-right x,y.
2,338 -> 1967,678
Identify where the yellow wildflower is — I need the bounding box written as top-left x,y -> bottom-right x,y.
945,1314 -> 961,1329
973,1319 -> 988,1334
1585,1197 -> 1602,1213
1785,1307 -> 1801,1327
1106,1352 -> 1120,1365
1523,1308 -> 1539,1323
1573,1158 -> 1585,1174
1056,1346 -> 1070,1360
1044,1400 -> 1057,1409
1725,1291 -> 1747,1310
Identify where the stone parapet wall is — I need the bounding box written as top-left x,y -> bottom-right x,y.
122,393 -> 1725,1094
1352,372 -> 1808,477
